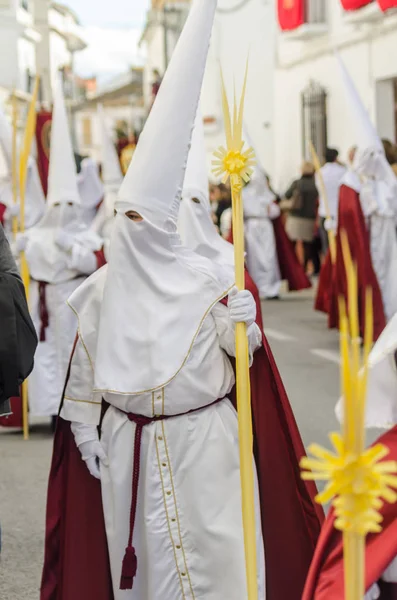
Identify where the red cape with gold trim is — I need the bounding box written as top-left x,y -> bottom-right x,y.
40,271 -> 323,600
315,184 -> 386,341
303,426 -> 397,600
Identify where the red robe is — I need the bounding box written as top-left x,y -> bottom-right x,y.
303,426 -> 397,600
40,271 -> 323,600
0,202 -> 6,227
314,184 -> 386,341
271,215 -> 312,291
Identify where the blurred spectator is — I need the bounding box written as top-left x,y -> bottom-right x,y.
0,224 -> 37,416
316,147 -> 346,254
215,183 -> 232,233
283,161 -> 320,275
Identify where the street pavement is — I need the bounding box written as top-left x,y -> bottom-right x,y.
0,284 -> 385,598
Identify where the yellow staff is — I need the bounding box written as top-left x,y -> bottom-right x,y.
301,231 -> 397,599
309,141 -> 337,264
213,67 -> 257,600
11,92 -> 18,241
18,76 -> 40,440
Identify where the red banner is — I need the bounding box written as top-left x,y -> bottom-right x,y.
377,0 -> 397,10
277,0 -> 304,31
35,110 -> 52,197
340,0 -> 372,9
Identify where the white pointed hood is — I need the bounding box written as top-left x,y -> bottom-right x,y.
179,110 -> 235,275
116,0 -> 217,226
242,126 -> 275,218
0,105 -> 13,211
81,0 -> 228,397
0,104 -> 45,226
336,52 -> 396,190
90,104 -> 123,238
77,157 -> 104,213
47,77 -> 81,207
0,104 -> 12,174
98,104 -> 123,192
25,77 -> 101,283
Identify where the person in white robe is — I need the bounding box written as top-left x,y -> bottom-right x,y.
337,53 -> 397,322
60,1 -> 265,597
17,78 -> 103,419
91,104 -> 123,255
0,105 -> 45,239
77,156 -> 104,227
178,110 -> 235,280
357,147 -> 397,322
242,129 -> 281,299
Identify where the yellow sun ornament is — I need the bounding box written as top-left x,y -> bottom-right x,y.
212,65 -> 258,600
300,231 -> 397,600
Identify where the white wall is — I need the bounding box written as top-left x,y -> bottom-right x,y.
273,5 -> 397,191
201,0 -> 277,180
75,104 -> 145,161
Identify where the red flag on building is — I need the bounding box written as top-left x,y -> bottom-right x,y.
377,0 -> 397,10
340,0 -> 372,9
277,0 -> 304,31
36,110 -> 52,197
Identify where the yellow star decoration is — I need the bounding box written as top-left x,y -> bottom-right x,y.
300,231 -> 397,599
212,68 -> 255,193
301,434 -> 397,535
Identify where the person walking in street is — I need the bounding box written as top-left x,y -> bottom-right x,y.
284,161 -> 320,275
316,147 -> 346,254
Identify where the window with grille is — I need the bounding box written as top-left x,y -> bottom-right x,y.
305,0 -> 327,24
301,80 -> 328,161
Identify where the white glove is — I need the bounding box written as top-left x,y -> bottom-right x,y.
364,583 -> 380,600
7,203 -> 20,218
15,232 -> 28,253
55,230 -> 74,252
267,202 -> 281,220
79,439 -> 108,479
71,422 -> 108,480
228,287 -> 256,328
324,217 -> 335,232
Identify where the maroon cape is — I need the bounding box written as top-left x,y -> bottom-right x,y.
272,215 -> 312,291
228,215 -> 311,292
303,426 -> 397,600
314,185 -> 386,341
41,271 -> 323,600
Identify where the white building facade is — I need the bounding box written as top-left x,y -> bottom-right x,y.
139,0 -> 277,180
274,0 -> 397,190
34,0 -> 86,105
140,0 -> 397,193
0,0 -> 41,107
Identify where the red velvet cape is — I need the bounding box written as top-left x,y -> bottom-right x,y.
303,426 -> 397,600
40,271 -> 323,600
314,185 -> 386,341
272,215 -> 312,291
